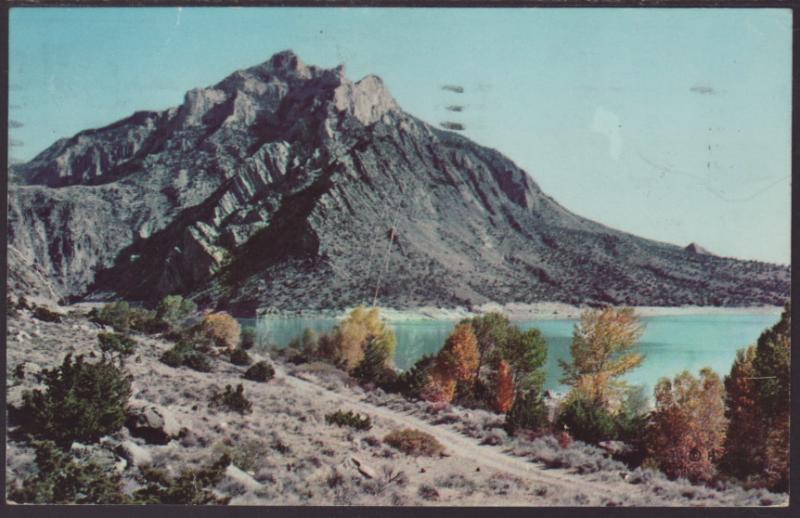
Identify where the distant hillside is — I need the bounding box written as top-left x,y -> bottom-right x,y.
7,51 -> 789,312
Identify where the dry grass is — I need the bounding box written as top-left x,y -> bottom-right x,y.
384,429 -> 445,457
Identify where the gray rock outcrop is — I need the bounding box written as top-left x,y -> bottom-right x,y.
7,50 -> 790,311
125,401 -> 181,445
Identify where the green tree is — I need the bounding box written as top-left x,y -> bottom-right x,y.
753,303 -> 790,416
97,333 -> 137,365
721,303 -> 790,491
504,388 -> 548,435
556,395 -> 617,443
17,355 -> 132,447
8,440 -> 129,504
353,336 -> 394,387
155,295 -> 197,330
459,313 -> 547,409
720,345 -> 764,480
397,355 -> 437,399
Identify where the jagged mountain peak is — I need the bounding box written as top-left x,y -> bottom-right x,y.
13,50 -> 402,187
7,52 -> 789,311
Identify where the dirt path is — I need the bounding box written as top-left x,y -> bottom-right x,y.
282,368 -> 651,505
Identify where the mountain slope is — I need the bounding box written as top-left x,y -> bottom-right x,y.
7,51 -> 789,312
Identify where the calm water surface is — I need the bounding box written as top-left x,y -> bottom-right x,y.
240,312 -> 780,394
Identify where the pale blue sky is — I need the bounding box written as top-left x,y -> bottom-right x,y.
8,7 -> 792,264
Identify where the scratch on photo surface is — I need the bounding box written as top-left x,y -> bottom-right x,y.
636,151 -> 789,203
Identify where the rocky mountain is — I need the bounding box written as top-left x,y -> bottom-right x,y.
7,51 -> 790,313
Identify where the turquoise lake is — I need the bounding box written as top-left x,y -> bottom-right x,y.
241,312 -> 781,395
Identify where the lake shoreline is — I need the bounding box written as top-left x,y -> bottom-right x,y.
255,302 -> 784,323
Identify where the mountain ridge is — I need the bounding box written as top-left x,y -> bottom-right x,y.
7,50 -> 789,313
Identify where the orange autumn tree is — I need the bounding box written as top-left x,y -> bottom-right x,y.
645,368 -> 728,483
420,368 -> 457,403
494,359 -> 515,413
422,323 -> 479,404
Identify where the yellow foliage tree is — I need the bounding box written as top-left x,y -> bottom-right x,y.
332,305 -> 396,371
201,311 -> 241,351
494,359 -> 515,413
559,307 -> 644,411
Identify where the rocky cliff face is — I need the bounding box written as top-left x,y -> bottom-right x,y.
7,50 -> 790,311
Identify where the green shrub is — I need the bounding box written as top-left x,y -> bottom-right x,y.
229,347 -> 252,366
210,384 -> 252,414
92,301 -> 167,334
556,396 -> 617,444
384,429 -> 444,457
614,385 -> 651,444
182,351 -> 213,372
396,354 -> 437,399
325,410 -> 372,431
32,306 -> 62,323
132,455 -> 231,504
131,311 -> 170,334
7,440 -> 128,504
243,361 -> 274,382
155,294 -> 197,331
128,307 -> 165,334
286,328 -> 320,361
160,333 -> 213,373
16,354 -> 132,447
504,389 -> 548,435
97,333 -> 137,364
279,346 -> 308,365
95,301 -> 132,332
240,328 -> 257,350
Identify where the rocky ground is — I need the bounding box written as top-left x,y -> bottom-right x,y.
5,305 -> 788,506
251,301 -> 785,322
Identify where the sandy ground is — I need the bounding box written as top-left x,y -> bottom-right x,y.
5,305 -> 787,506
264,302 -> 784,322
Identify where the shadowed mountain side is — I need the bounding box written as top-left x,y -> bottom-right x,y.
7,51 -> 789,311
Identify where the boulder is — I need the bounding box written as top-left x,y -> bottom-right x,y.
116,440 -> 153,467
125,401 -> 181,444
350,456 -> 377,479
224,464 -> 263,492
